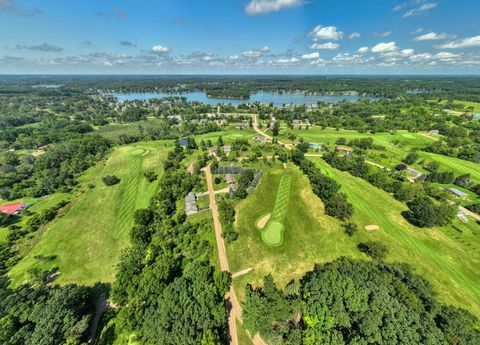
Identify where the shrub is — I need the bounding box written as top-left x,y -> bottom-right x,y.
343,222 -> 358,237
325,193 -> 354,220
144,171 -> 158,182
214,176 -> 222,185
102,175 -> 120,186
358,241 -> 388,260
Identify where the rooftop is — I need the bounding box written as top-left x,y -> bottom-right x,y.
447,188 -> 469,197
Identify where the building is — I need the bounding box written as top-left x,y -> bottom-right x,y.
446,187 -> 469,199
223,145 -> 231,154
335,145 -> 353,153
185,191 -> 197,204
473,114 -> 480,120
428,129 -> 439,135
234,124 -> 245,130
209,147 -> 218,155
225,174 -> 235,190
178,138 -> 188,147
184,192 -> 199,215
0,202 -> 31,216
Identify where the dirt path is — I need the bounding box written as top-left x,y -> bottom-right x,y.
204,164 -> 267,345
204,165 -> 229,272
459,205 -> 480,222
232,267 -> 253,279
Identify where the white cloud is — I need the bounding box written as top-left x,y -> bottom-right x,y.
374,31 -> 391,37
227,55 -> 240,62
413,32 -> 456,41
357,46 -> 369,53
258,46 -> 270,52
301,52 -> 320,59
401,48 -> 415,56
309,25 -> 344,41
403,2 -> 437,17
270,57 -> 299,64
242,50 -> 262,58
409,53 -> 433,62
310,58 -> 326,66
245,0 -> 304,15
332,53 -> 366,64
371,42 -> 398,53
309,42 -> 340,50
435,35 -> 480,49
348,32 -> 361,39
152,45 -> 171,54
435,52 -> 460,61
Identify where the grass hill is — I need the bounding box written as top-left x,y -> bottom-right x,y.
9,141 -> 171,285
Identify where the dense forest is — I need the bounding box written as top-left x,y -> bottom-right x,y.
243,258 -> 480,344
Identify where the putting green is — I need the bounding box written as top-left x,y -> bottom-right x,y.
259,174 -> 293,247
261,221 -> 284,247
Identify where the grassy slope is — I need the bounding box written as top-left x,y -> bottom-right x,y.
283,127 -> 480,183
228,163 -> 359,300
312,157 -> 480,316
9,141 -> 171,285
0,193 -> 71,243
417,151 -> 480,182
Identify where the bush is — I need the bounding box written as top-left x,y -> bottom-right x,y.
343,222 -> 358,237
214,176 -> 222,185
144,171 -> 158,182
358,241 -> 388,260
405,197 -> 456,227
102,175 -> 120,186
325,193 -> 354,220
465,203 -> 480,214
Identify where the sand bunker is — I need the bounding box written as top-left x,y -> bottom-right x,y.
365,225 -> 380,231
257,213 -> 271,229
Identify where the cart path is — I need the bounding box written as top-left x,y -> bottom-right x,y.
203,164 -> 267,345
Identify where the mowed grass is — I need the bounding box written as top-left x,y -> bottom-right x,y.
417,151 -> 480,183
228,163 -> 360,300
312,157 -> 480,316
9,141 -> 171,285
283,127 -> 480,183
261,174 -> 293,247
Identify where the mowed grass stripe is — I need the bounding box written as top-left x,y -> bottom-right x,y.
271,174 -> 293,221
8,142 -> 169,285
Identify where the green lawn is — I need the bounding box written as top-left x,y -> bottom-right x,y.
228,163 -> 358,300
9,141 -> 171,286
417,151 -> 480,183
0,193 -> 71,244
312,157 -> 480,316
260,174 -> 293,247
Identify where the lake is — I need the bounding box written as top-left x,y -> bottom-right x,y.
112,91 -> 377,106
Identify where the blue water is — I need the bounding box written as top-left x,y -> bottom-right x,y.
112,91 -> 377,106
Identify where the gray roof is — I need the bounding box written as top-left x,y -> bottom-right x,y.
185,191 -> 196,203
447,188 -> 468,197
225,174 -> 235,184
185,202 -> 199,214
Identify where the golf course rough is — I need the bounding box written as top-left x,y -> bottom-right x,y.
259,174 -> 293,247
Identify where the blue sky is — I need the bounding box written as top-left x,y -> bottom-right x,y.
0,0 -> 479,74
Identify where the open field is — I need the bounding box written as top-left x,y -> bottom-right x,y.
9,141 -> 171,285
259,174 -> 292,247
311,157 -> 480,316
228,163 -> 359,299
